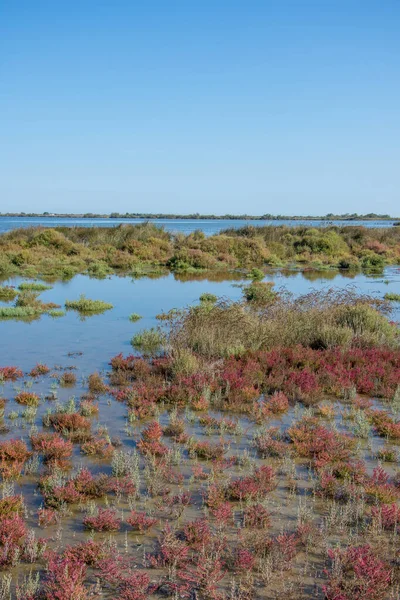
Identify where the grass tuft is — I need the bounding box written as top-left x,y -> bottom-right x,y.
199,293 -> 218,304
131,328 -> 164,354
48,309 -> 66,318
65,295 -> 113,312
129,313 -> 142,322
385,292 -> 400,302
18,282 -> 52,291
0,306 -> 41,318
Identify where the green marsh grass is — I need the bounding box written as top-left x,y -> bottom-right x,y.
65,295 -> 113,313
0,306 -> 41,318
385,292 -> 400,302
0,286 -> 17,302
129,313 -> 142,322
48,309 -> 66,318
18,282 -> 52,291
199,293 -> 218,304
131,328 -> 164,354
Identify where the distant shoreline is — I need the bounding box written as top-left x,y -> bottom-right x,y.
0,212 -> 398,221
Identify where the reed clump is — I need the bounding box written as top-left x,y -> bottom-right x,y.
165,288 -> 398,359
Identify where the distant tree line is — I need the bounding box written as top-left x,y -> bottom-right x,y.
0,212 -> 396,220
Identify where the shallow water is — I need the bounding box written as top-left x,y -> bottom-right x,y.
0,216 -> 398,235
0,267 -> 399,598
1,268 -> 399,372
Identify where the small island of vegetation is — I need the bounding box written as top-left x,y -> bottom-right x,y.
0,222 -> 399,279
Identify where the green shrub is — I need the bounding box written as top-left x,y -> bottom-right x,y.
65,295 -> 113,312
0,306 -> 40,318
0,256 -> 15,277
242,281 -> 277,305
87,261 -> 112,278
0,286 -> 17,302
170,348 -> 200,376
0,223 -> 399,279
361,252 -> 385,271
48,310 -> 66,318
131,328 -> 164,354
199,293 -> 218,304
129,313 -> 142,322
15,291 -> 42,309
337,256 -> 360,270
309,325 -> 353,350
385,293 -> 400,302
334,303 -> 396,341
247,267 -> 264,280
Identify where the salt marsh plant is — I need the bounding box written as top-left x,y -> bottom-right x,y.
0,266 -> 399,599
65,295 -> 113,312
1,223 -> 399,279
48,309 -> 65,317
87,372 -> 106,393
129,312 -> 142,322
165,288 -> 398,359
15,392 -> 40,407
60,372 -> 77,387
18,282 -> 52,291
0,286 -> 17,301
131,328 -> 164,354
199,293 -> 218,304
384,292 -> 400,301
0,306 -> 39,318
29,364 -> 50,378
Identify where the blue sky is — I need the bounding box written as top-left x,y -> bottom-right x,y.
1,1 -> 399,215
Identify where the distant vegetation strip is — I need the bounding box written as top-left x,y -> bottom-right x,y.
0,222 -> 399,279
0,211 -> 398,220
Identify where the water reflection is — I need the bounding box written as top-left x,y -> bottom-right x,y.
0,267 -> 398,373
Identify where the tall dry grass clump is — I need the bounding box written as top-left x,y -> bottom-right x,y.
164,288 -> 398,359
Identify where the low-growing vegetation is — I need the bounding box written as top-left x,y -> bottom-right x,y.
131,328 -> 165,354
0,306 -> 40,318
129,312 -> 142,322
65,295 -> 113,312
0,285 -> 17,301
164,287 -> 398,358
0,222 -> 399,279
385,292 -> 400,302
0,286 -> 61,320
18,281 -> 52,291
0,274 -> 399,599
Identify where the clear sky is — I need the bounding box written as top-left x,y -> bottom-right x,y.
1,1 -> 399,215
